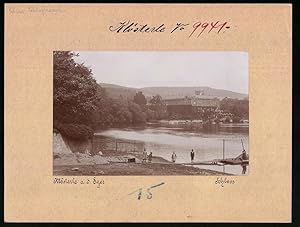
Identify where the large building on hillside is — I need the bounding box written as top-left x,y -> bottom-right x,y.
163,91 -> 220,119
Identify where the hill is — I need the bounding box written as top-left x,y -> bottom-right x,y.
140,86 -> 248,100
99,83 -> 248,100
99,83 -> 137,99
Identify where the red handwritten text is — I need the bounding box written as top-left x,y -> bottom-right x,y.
189,21 -> 229,38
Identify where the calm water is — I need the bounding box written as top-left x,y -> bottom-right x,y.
94,126 -> 249,175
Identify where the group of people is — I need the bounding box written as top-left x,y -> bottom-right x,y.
142,149 -> 248,175
142,148 -> 152,163
171,149 -> 195,163
141,149 -> 194,164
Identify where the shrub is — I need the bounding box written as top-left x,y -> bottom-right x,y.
232,116 -> 242,123
57,123 -> 93,140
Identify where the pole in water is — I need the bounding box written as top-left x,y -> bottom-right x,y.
241,139 -> 244,150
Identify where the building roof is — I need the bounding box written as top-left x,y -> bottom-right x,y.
164,95 -> 217,101
193,95 -> 217,99
164,96 -> 219,107
163,98 -> 191,106
191,98 -> 219,107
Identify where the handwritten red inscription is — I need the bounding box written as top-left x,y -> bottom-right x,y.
189,21 -> 229,38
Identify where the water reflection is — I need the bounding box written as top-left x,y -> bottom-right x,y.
241,163 -> 247,175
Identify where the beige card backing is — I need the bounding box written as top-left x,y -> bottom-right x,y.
4,4 -> 292,222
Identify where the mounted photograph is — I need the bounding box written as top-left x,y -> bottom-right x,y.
53,51 -> 249,176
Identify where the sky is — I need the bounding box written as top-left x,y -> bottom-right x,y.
74,51 -> 248,94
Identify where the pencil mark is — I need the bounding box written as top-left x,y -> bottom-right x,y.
128,182 -> 165,200
8,7 -> 64,14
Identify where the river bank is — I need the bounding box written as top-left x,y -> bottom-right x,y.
53,135 -> 230,175
53,151 -> 230,175
53,160 -> 230,176
53,131 -> 240,175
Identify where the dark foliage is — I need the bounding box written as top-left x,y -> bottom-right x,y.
133,91 -> 147,106
53,51 -> 98,126
220,98 -> 249,122
55,122 -> 93,140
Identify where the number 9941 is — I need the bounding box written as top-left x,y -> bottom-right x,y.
189,21 -> 230,38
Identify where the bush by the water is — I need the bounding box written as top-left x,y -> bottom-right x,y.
56,123 -> 93,140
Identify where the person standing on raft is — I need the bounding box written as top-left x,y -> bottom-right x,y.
241,149 -> 247,174
242,149 -> 247,160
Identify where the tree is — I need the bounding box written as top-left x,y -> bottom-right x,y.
220,98 -> 249,120
148,94 -> 167,120
111,99 -> 133,125
128,101 -> 147,124
145,109 -> 156,121
133,91 -> 147,106
53,51 -> 98,127
91,87 -> 115,128
149,94 -> 163,105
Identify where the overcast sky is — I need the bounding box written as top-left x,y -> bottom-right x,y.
74,51 -> 248,94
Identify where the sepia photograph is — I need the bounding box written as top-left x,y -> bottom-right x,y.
5,3 -> 292,222
53,51 -> 249,176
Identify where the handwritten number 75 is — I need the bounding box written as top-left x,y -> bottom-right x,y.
129,182 -> 165,200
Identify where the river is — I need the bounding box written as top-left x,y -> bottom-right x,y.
94,125 -> 249,175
